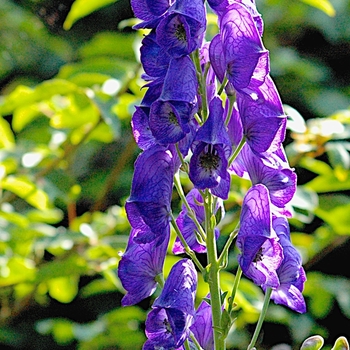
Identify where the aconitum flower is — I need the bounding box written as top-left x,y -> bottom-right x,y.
126,145 -> 175,245
149,56 -> 198,145
189,97 -> 231,199
118,229 -> 169,306
267,217 -> 307,313
173,189 -> 223,254
236,184 -> 283,289
210,2 -> 269,96
131,0 -> 174,29
156,0 -> 206,58
143,259 -> 197,349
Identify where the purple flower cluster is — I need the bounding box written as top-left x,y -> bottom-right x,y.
118,0 -> 307,348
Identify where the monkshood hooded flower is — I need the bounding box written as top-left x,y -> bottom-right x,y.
149,56 -> 198,145
118,229 -> 169,306
189,97 -> 232,199
126,145 -> 175,245
131,0 -> 174,29
143,259 -> 197,349
266,216 -> 307,313
209,2 -> 269,96
156,0 -> 206,58
173,188 -> 223,254
208,0 -> 263,37
236,184 -> 283,289
236,76 -> 286,155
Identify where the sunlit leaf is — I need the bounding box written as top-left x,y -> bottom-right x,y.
305,172 -> 350,193
299,0 -> 335,16
1,175 -> 51,210
0,117 -> 15,149
63,0 -> 119,30
332,336 -> 350,350
301,335 -> 325,350
47,275 -> 79,303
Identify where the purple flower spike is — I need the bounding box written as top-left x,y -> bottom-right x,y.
267,217 -> 307,313
118,229 -> 169,306
144,259 -> 197,349
173,189 -> 223,254
189,97 -> 232,199
237,184 -> 283,289
126,145 -> 175,244
220,3 -> 269,94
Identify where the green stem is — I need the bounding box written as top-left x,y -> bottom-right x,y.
191,50 -> 208,121
170,214 -> 205,274
247,287 -> 272,350
228,136 -> 246,165
228,266 -> 242,315
218,223 -> 240,267
218,75 -> 228,96
173,172 -> 206,241
189,331 -> 204,350
203,191 -> 225,350
224,94 -> 236,127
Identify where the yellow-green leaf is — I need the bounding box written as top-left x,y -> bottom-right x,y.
0,116 -> 15,149
299,0 -> 336,17
1,176 -> 51,210
63,0 -> 119,30
47,275 -> 79,303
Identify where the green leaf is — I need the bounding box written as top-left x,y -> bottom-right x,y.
300,335 -> 325,350
305,172 -> 350,193
63,0 -> 119,30
0,116 -> 15,149
299,0 -> 336,17
36,254 -> 88,283
1,175 -> 51,210
315,203 -> 350,235
332,337 -> 349,350
47,275 -> 79,303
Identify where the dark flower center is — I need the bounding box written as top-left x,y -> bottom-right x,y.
199,145 -> 220,172
253,247 -> 264,263
174,22 -> 187,42
168,111 -> 179,126
163,318 -> 172,334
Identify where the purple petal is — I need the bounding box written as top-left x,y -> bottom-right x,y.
238,184 -> 271,238
118,229 -> 169,306
145,307 -> 192,349
160,56 -> 198,103
154,259 -> 197,316
149,100 -> 187,144
268,217 -> 307,313
189,142 -> 228,190
140,30 -> 171,78
220,3 -> 269,92
131,106 -> 156,150
238,236 -> 283,288
190,297 -> 214,350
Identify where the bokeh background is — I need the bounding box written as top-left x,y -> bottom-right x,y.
0,0 -> 350,349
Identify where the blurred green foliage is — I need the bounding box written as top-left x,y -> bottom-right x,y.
0,0 -> 349,349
